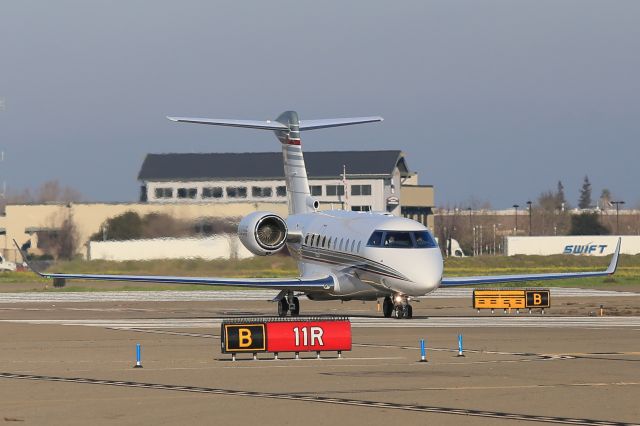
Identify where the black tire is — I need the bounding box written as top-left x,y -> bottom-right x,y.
382,297 -> 393,318
277,298 -> 289,317
405,304 -> 413,319
393,305 -> 404,319
290,297 -> 300,316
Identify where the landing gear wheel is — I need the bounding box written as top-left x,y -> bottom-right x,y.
277,298 -> 289,317
393,305 -> 404,319
290,297 -> 300,316
382,297 -> 393,318
403,305 -> 413,319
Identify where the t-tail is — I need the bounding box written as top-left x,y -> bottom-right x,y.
167,111 -> 383,214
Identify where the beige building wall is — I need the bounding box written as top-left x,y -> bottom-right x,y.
0,202 -> 288,260
400,185 -> 435,230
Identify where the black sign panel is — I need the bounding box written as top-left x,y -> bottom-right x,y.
222,324 -> 266,353
525,290 -> 550,308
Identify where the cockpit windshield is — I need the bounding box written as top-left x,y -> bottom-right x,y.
367,230 -> 438,249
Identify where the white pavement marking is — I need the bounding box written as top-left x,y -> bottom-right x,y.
0,287 -> 636,304
2,316 -> 640,329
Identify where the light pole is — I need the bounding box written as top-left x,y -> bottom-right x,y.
512,204 -> 520,234
611,200 -> 625,234
526,200 -> 532,236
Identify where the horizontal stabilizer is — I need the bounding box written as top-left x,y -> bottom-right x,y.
167,117 -> 288,130
167,115 -> 383,131
299,117 -> 383,131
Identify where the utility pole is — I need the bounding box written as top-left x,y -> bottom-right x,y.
611,201 -> 625,234
526,200 -> 532,236
512,204 -> 520,234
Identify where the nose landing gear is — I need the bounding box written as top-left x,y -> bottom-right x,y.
383,295 -> 413,319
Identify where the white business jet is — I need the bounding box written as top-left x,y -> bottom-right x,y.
16,111 -> 620,319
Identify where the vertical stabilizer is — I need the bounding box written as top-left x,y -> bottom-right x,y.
274,111 -> 314,215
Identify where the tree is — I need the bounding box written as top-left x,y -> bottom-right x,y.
56,216 -> 79,260
600,189 -> 611,209
90,212 -> 241,241
569,212 -> 610,235
94,211 -> 144,241
537,191 -> 558,212
35,180 -> 82,204
556,181 -> 566,210
578,176 -> 592,209
36,213 -> 80,260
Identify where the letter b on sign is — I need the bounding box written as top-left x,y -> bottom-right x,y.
525,290 -> 550,308
223,324 -> 265,352
239,328 -> 253,347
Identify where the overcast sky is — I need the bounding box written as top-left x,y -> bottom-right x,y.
1,1 -> 639,208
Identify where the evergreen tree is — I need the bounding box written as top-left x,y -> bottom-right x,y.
578,175 -> 592,209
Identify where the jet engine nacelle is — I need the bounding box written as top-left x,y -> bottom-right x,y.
238,211 -> 288,256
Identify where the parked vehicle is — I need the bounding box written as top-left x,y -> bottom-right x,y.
0,255 -> 17,272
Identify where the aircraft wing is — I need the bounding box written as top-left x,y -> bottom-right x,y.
440,238 -> 620,287
14,241 -> 333,292
299,117 -> 383,131
167,116 -> 288,130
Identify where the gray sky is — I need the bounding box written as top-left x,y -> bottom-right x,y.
1,0 -> 639,208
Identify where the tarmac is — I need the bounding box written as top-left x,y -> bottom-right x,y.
0,287 -> 639,425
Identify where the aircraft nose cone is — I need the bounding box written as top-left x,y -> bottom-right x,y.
395,248 -> 443,295
417,249 -> 443,292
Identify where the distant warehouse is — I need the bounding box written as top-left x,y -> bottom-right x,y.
137,150 -> 435,228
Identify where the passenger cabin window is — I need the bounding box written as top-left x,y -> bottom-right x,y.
276,186 -> 287,197
366,230 -> 438,249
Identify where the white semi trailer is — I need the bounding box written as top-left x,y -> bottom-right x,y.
506,235 -> 640,256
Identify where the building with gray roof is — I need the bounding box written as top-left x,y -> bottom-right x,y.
138,150 -> 434,228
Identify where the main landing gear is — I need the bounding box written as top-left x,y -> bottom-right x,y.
277,292 -> 300,317
382,295 -> 413,319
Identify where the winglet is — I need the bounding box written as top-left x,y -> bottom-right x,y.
606,237 -> 621,275
13,239 -> 46,277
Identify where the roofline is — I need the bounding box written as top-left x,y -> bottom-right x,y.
139,174 -> 398,183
